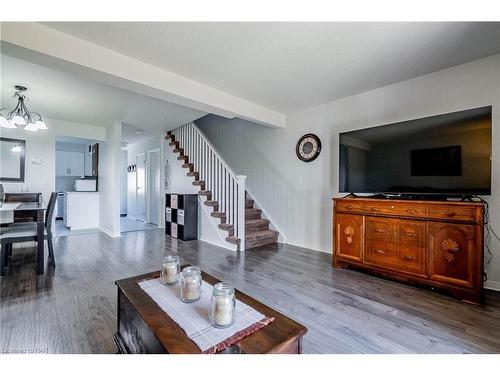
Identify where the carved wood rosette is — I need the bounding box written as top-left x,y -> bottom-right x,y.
344,226 -> 355,244
441,238 -> 460,263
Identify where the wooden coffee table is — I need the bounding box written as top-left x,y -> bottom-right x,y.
115,270 -> 307,354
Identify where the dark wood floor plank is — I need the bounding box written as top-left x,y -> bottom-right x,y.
1,229 -> 500,353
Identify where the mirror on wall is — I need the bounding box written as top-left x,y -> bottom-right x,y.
0,137 -> 26,182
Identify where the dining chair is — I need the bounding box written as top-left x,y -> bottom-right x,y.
0,192 -> 57,276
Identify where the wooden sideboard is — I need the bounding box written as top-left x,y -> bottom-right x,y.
332,197 -> 485,304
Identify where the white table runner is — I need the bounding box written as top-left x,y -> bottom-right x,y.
138,277 -> 268,352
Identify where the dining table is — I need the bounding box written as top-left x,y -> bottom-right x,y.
0,202 -> 47,274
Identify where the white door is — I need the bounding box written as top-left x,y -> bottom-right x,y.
136,153 -> 146,222
148,150 -> 160,225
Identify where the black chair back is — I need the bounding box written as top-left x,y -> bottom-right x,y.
45,192 -> 58,234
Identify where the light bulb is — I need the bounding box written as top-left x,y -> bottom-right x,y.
11,144 -> 22,152
11,115 -> 27,126
0,116 -> 17,128
34,119 -> 48,130
24,122 -> 39,132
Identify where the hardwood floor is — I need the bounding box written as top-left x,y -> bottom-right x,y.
1,229 -> 500,354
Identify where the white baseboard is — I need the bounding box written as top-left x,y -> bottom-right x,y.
198,235 -> 237,252
99,226 -> 121,238
485,280 -> 500,292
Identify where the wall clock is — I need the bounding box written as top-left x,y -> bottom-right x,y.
296,133 -> 321,162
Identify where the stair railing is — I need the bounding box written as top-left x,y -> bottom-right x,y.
171,122 -> 246,250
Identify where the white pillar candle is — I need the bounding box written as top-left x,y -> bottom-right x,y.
183,277 -> 200,301
161,263 -> 178,284
214,296 -> 234,326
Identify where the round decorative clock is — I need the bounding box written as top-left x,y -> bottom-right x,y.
296,133 -> 321,162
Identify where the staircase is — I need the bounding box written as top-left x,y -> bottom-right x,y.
166,122 -> 278,250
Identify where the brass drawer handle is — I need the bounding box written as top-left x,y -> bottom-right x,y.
374,228 -> 384,233
406,209 -> 417,214
370,208 -> 380,212
345,205 -> 353,209
374,249 -> 385,254
404,231 -> 416,237
403,255 -> 416,261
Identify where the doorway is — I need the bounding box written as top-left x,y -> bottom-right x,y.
147,148 -> 160,225
136,152 -> 146,222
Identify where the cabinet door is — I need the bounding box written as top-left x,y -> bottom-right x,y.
335,214 -> 363,262
56,150 -> 69,176
428,223 -> 476,288
68,151 -> 85,176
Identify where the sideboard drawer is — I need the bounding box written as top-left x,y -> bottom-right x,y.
365,202 -> 427,217
335,201 -> 364,213
427,206 -> 476,222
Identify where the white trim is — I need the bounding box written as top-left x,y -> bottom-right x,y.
99,226 -> 121,238
485,280 -> 500,292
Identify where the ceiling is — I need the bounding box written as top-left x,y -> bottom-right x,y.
43,22 -> 500,113
0,54 -> 206,144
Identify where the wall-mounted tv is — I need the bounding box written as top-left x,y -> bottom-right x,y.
339,106 -> 492,196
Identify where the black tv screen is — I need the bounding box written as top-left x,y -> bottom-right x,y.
339,106 -> 492,195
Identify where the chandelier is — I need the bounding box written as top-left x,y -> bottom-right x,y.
0,85 -> 48,132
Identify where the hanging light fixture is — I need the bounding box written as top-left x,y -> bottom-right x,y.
0,86 -> 48,131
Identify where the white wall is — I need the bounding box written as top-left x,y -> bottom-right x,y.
197,53 -> 500,289
99,121 -> 122,236
0,118 -> 105,205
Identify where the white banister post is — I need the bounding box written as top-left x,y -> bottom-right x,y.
237,175 -> 246,251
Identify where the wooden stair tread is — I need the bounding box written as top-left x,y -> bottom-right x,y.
173,148 -> 183,153
246,218 -> 270,231
204,200 -> 218,207
245,208 -> 262,219
177,155 -> 188,161
246,230 -> 278,241
245,230 -> 279,249
211,211 -> 226,219
198,190 -> 212,196
226,236 -> 241,245
187,171 -> 199,177
218,223 -> 233,231
192,180 -> 205,186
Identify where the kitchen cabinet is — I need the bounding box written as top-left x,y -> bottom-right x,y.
56,150 -> 85,176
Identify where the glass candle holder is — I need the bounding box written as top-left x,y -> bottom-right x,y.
160,255 -> 180,285
180,266 -> 202,303
209,282 -> 236,328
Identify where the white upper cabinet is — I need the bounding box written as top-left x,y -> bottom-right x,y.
56,151 -> 85,176
56,150 -> 68,176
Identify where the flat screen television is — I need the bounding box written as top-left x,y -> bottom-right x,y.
339,106 -> 492,196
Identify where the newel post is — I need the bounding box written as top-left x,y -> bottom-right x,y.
237,175 -> 246,251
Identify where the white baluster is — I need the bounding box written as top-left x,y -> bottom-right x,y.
237,175 -> 246,250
